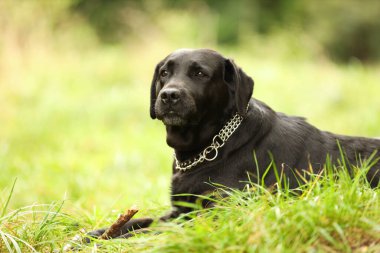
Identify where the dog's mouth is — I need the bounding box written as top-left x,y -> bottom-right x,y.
155,97 -> 198,126
161,111 -> 187,126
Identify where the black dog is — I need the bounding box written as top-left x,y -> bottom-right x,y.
90,48 -> 380,239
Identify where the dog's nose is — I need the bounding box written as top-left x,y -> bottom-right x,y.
160,88 -> 181,105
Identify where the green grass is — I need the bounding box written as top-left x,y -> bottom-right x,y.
1,6 -> 380,251
1,45 -> 380,251
140,168 -> 380,253
1,160 -> 379,252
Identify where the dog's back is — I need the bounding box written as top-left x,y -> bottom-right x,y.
249,99 -> 380,188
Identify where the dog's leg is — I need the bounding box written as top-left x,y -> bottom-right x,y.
86,217 -> 154,241
115,227 -> 156,239
159,208 -> 185,221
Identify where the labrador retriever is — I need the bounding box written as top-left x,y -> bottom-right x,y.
89,48 -> 380,239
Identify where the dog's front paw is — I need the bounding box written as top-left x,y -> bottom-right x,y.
85,218 -> 154,242
84,228 -> 107,243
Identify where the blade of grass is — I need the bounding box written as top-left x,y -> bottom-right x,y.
35,200 -> 65,242
6,233 -> 22,253
1,178 -> 17,218
5,232 -> 38,253
0,230 -> 13,253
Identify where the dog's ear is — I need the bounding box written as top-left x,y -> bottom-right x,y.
223,59 -> 254,116
150,61 -> 164,119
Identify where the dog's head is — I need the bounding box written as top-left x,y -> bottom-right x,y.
150,49 -> 254,127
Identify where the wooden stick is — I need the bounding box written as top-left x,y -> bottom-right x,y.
100,205 -> 139,240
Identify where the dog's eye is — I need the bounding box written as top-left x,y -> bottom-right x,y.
160,70 -> 169,77
195,71 -> 206,77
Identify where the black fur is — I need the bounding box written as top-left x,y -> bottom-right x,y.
90,48 -> 380,239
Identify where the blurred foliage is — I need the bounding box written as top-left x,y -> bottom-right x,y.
70,0 -> 380,63
303,0 -> 380,63
0,3 -> 379,250
0,0 -> 379,211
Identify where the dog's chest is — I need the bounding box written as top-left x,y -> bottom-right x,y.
170,164 -> 247,196
171,171 -> 204,195
171,167 -> 227,196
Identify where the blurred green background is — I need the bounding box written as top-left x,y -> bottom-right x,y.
1,0 -> 379,214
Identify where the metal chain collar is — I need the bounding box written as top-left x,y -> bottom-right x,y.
174,107 -> 248,171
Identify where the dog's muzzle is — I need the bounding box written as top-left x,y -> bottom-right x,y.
155,88 -> 196,126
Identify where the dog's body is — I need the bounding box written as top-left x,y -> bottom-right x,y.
90,49 -> 380,239
164,98 -> 380,218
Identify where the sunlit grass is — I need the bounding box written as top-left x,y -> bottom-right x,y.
1,3 -> 380,251
1,45 -> 379,209
1,41 -> 380,251
2,158 -> 378,252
